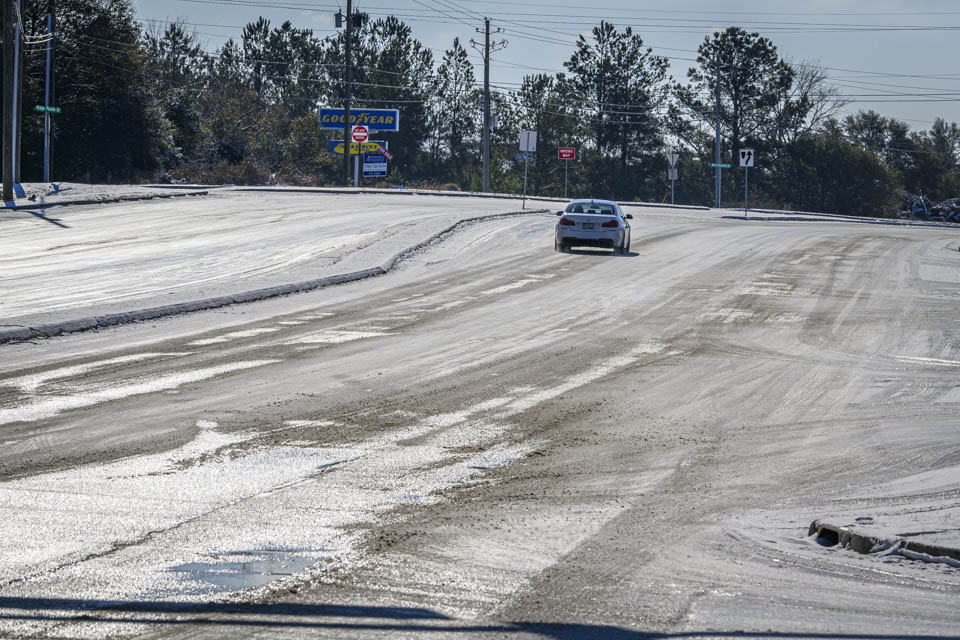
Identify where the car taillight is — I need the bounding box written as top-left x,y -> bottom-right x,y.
601,220 -> 619,228
559,217 -> 575,226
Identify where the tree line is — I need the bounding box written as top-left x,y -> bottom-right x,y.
6,0 -> 960,217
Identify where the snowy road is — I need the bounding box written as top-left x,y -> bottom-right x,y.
0,190 -> 552,329
1,192 -> 959,638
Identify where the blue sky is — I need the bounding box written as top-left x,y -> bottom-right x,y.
133,0 -> 960,130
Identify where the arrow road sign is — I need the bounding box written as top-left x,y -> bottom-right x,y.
739,149 -> 755,168
667,153 -> 679,167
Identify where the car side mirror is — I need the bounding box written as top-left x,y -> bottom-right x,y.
556,211 -> 564,216
626,214 -> 633,220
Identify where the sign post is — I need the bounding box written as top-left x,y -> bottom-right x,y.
351,126 -> 369,186
519,130 -> 537,209
739,149 -> 755,219
558,147 -> 575,199
667,152 -> 679,204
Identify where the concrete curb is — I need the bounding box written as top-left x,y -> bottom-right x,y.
2,190 -> 210,211
0,209 -> 548,345
234,186 -> 711,212
808,520 -> 960,564
729,208 -> 960,229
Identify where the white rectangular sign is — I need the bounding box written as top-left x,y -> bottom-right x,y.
739,149 -> 755,168
668,168 -> 678,181
519,130 -> 538,153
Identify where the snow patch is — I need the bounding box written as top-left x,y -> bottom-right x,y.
2,353 -> 187,394
0,360 -> 279,425
188,327 -> 282,346
286,330 -> 391,345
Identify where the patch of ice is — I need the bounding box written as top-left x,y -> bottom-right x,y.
736,281 -> 794,297
286,330 -> 391,345
0,360 -> 279,425
435,298 -> 472,311
391,293 -> 426,302
3,353 -> 188,394
188,327 -> 282,346
282,420 -> 337,429
499,343 -> 668,415
700,308 -> 755,323
895,356 -> 960,367
480,274 -> 553,296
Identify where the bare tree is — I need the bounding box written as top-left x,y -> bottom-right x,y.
769,59 -> 848,144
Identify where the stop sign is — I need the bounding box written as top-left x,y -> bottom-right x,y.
351,125 -> 369,143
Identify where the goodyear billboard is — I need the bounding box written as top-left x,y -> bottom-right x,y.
319,108 -> 399,131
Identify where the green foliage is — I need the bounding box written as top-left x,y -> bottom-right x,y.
675,27 -> 796,162
563,22 -> 669,199
767,126 -> 901,217
6,1 -> 958,216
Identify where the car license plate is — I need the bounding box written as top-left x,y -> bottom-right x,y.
582,223 -> 594,229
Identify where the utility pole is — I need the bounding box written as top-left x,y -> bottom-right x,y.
43,0 -> 54,182
714,63 -> 721,209
11,0 -> 19,185
14,0 -> 21,184
341,0 -> 352,187
482,18 -> 490,192
472,20 -> 505,193
3,0 -> 14,202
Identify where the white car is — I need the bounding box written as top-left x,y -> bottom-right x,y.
555,199 -> 632,254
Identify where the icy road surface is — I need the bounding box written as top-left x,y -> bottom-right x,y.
0,192 -> 959,638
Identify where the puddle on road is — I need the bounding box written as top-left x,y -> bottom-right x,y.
170,549 -> 325,591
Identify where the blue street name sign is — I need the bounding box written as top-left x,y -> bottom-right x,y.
319,108 -> 400,131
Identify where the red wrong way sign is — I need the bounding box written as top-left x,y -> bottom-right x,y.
558,147 -> 575,160
351,125 -> 369,143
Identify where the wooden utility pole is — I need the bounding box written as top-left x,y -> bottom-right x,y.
14,0 -> 21,184
341,0 -> 352,186
471,20 -> 505,193
482,18 -> 490,192
43,0 -> 54,182
714,63 -> 721,209
3,0 -> 14,202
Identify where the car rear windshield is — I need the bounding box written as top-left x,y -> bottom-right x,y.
566,202 -> 617,215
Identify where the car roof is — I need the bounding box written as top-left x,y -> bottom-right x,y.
567,199 -> 618,206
